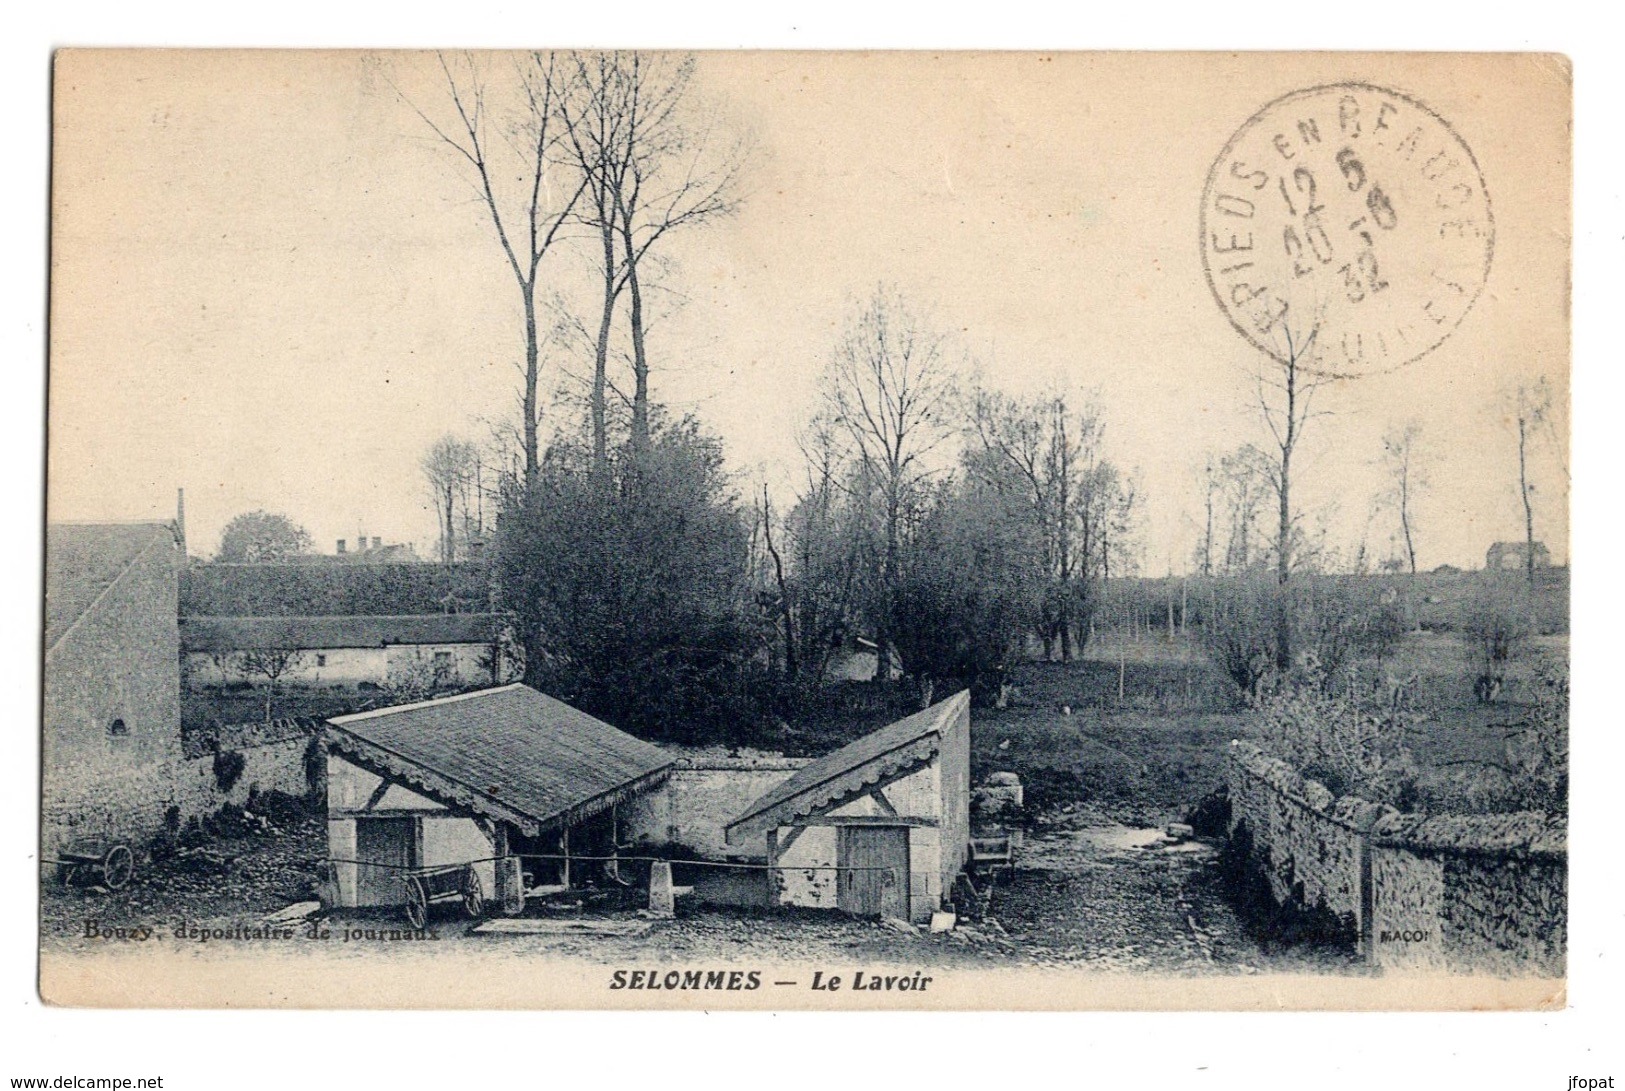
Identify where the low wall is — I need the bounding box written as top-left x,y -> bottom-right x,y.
622,756 -> 808,860
1227,741 -> 1567,974
43,725 -> 318,859
1369,812 -> 1567,976
1226,741 -> 1394,944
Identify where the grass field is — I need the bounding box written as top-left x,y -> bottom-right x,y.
786,626 -> 1567,825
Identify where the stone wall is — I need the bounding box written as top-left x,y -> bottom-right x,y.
42,728 -> 316,858
1226,741 -> 1394,943
1228,741 -> 1567,974
622,756 -> 808,860
1369,812 -> 1566,976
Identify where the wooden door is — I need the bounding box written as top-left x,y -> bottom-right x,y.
837,826 -> 910,919
355,817 -> 418,906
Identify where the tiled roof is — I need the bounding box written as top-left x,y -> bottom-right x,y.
45,522 -> 174,651
326,685 -> 673,836
181,613 -> 501,652
726,691 -> 970,840
181,561 -> 490,617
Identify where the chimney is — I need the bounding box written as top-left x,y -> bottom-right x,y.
337,539 -> 347,554
175,487 -> 187,557
372,536 -> 382,551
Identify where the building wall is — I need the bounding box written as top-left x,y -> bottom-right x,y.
44,531 -> 182,784
934,694 -> 972,898
622,758 -> 808,860
771,759 -> 945,923
324,752 -> 496,908
187,642 -> 491,688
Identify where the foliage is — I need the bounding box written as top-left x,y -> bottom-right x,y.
1460,574 -> 1534,702
1194,573 -> 1279,698
1503,663 -> 1568,815
1254,657 -> 1419,807
498,415 -> 769,745
212,748 -> 247,794
215,510 -> 312,563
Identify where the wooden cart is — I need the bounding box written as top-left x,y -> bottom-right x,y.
400,863 -> 483,929
55,839 -> 135,891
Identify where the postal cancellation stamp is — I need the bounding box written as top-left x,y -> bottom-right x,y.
1201,83 -> 1495,376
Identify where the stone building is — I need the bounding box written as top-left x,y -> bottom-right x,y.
42,520 -> 185,852
1485,540 -> 1552,571
726,692 -> 971,924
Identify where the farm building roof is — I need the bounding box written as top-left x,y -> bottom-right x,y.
46,522 -> 176,652
181,561 -> 491,617
180,613 -> 501,652
325,684 -> 674,837
726,690 -> 969,842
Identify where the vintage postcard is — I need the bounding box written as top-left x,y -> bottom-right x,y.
42,49 -> 1570,1009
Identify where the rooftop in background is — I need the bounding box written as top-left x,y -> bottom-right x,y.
181,561 -> 491,618
326,684 -> 674,837
181,613 -> 502,653
45,522 -> 176,651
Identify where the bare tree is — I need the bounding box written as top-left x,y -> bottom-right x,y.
1252,316 -> 1330,673
1380,420 -> 1426,575
1510,378 -> 1553,588
235,648 -> 307,722
421,434 -> 479,563
553,52 -> 747,465
398,52 -> 587,486
820,287 -> 958,681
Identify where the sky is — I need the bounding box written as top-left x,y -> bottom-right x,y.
48,50 -> 1571,571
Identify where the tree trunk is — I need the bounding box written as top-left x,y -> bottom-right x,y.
522,290 -> 540,487
1275,445 -> 1293,674
591,222 -> 616,474
620,216 -> 651,455
1519,418 -> 1536,589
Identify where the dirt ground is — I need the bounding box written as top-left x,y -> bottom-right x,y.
40,806 -> 1356,975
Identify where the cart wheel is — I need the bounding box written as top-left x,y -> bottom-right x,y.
405,877 -> 428,930
101,845 -> 134,891
462,868 -> 484,919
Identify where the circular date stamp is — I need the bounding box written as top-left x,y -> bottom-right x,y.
1200,83 -> 1494,375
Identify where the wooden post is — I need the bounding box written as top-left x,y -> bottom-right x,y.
561,826 -> 571,889
765,829 -> 780,909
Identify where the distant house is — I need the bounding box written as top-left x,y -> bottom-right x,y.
822,634 -> 903,684
1486,541 -> 1552,572
181,613 -> 508,689
42,520 -> 185,850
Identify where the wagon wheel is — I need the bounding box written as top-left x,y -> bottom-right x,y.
101,845 -> 134,891
461,868 -> 485,919
404,876 -> 428,930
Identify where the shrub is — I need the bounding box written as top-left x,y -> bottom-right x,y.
1460,575 -> 1534,703
1254,659 -> 1418,808
1195,574 -> 1279,698
212,748 -> 246,793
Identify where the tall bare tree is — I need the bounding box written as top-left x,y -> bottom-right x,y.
1380,420 -> 1426,575
554,51 -> 746,463
820,287 -> 958,681
1510,378 -> 1553,588
399,52 -> 587,486
422,434 -> 479,563
1252,316 -> 1329,672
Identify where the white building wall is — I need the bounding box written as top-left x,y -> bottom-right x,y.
188,642 -> 493,689
771,760 -> 943,922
